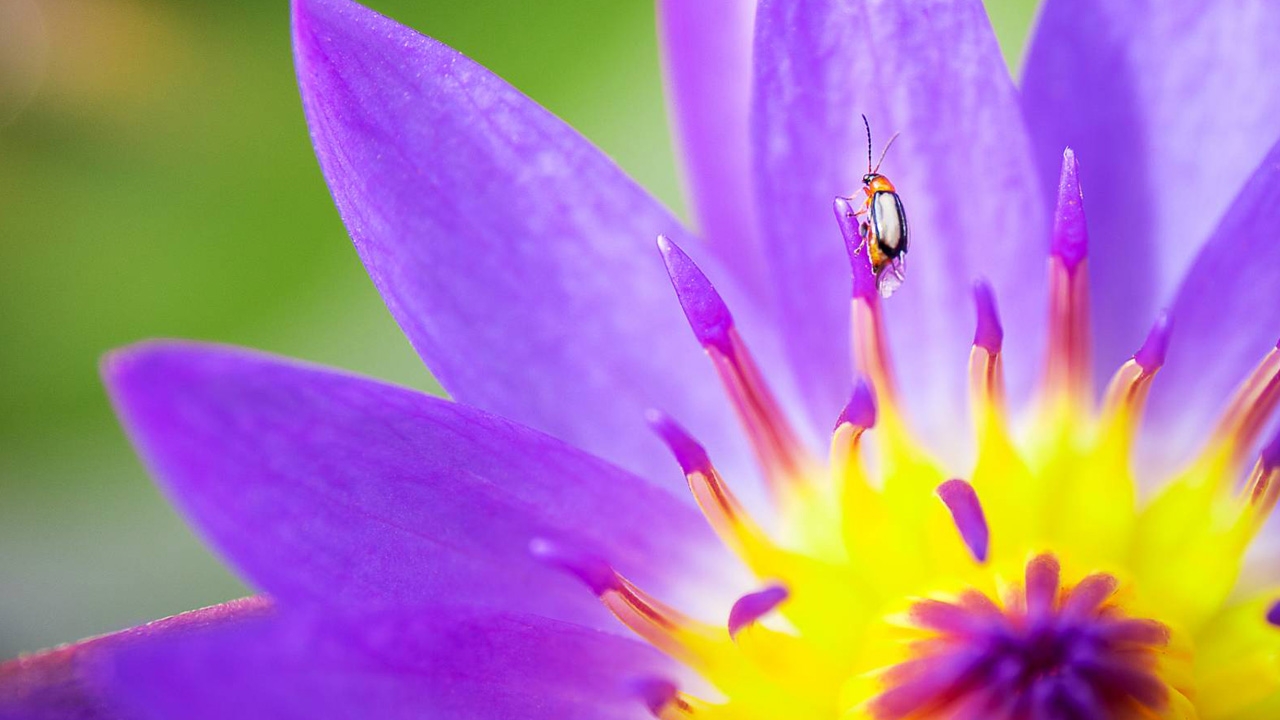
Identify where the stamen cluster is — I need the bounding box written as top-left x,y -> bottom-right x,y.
875,556 -> 1169,719
528,149 -> 1280,719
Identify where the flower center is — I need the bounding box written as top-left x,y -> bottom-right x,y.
874,556 -> 1170,719
533,150 -> 1280,718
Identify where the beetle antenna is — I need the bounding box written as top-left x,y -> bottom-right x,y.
873,132 -> 901,174
862,114 -> 873,173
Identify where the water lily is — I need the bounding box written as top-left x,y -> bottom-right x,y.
4,0 -> 1280,718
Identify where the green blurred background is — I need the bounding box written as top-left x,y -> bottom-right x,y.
0,0 -> 1037,655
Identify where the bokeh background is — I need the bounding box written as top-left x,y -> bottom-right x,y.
0,0 -> 1037,655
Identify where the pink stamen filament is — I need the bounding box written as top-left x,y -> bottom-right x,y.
707,329 -> 814,486
1210,345 -> 1280,465
1044,257 -> 1092,403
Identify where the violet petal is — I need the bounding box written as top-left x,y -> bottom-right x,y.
292,0 -> 770,495
1022,0 -> 1280,377
658,0 -> 769,300
0,597 -> 269,720
104,607 -> 670,720
1142,138 -> 1280,477
103,342 -> 736,630
752,0 -> 1047,465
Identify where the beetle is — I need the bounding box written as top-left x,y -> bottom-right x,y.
846,114 -> 908,297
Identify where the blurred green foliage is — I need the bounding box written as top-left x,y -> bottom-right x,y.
0,0 -> 1036,654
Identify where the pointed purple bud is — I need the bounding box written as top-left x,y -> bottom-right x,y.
1052,148 -> 1089,270
728,585 -> 789,638
657,234 -> 734,353
935,479 -> 989,563
834,197 -> 878,300
1133,312 -> 1172,374
1267,599 -> 1280,627
630,677 -> 680,716
645,409 -> 714,476
529,538 -> 619,596
836,378 -> 877,430
972,280 -> 1003,353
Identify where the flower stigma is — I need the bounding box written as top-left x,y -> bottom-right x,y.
533,149 -> 1280,719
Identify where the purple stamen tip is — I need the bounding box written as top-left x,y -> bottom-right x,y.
728,585 -> 789,638
629,677 -> 679,715
834,197 -> 878,300
645,409 -> 714,477
529,538 -> 619,596
1051,147 -> 1089,270
1267,599 -> 1280,627
1261,425 -> 1280,472
971,280 -> 1004,353
935,479 -> 989,563
836,378 -> 877,430
1134,312 -> 1172,373
656,234 -> 734,353
834,196 -> 862,257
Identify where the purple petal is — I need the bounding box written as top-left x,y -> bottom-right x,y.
752,0 -> 1047,465
103,342 -> 740,629
657,0 -> 769,301
104,607 -> 670,720
292,0 -> 772,495
0,597 -> 269,720
1141,138 -> 1280,475
1022,0 -> 1280,376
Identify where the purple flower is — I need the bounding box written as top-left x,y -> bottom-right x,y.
5,0 -> 1280,718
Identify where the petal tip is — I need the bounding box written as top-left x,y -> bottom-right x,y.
99,340 -> 188,401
